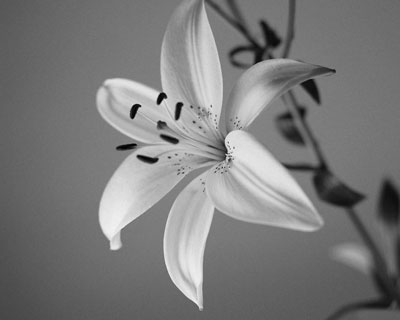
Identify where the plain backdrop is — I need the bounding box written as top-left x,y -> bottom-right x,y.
1,0 -> 400,319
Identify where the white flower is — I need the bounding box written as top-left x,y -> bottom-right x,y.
97,0 -> 333,309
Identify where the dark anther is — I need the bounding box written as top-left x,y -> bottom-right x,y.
137,155 -> 159,164
175,102 -> 184,120
157,92 -> 167,105
157,121 -> 168,130
160,134 -> 179,144
130,104 -> 141,119
116,143 -> 137,151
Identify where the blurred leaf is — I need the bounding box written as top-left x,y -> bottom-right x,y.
396,236 -> 400,280
300,79 -> 321,105
259,20 -> 281,48
355,309 -> 400,320
378,179 -> 399,226
371,271 -> 393,299
228,45 -> 256,69
324,299 -> 392,320
275,106 -> 306,145
313,169 -> 365,207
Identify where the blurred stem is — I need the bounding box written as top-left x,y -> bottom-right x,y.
285,91 -> 328,167
347,208 -> 400,304
206,0 -> 261,48
282,0 -> 296,58
226,0 -> 248,32
207,0 -> 399,305
325,299 -> 391,320
283,163 -> 318,171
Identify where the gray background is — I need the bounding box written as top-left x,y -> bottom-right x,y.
1,0 -> 400,319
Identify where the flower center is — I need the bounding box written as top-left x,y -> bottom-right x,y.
117,91 -> 227,164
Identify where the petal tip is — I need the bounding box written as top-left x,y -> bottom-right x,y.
302,209 -> 324,232
109,232 -> 122,251
309,215 -> 324,231
196,284 -> 204,311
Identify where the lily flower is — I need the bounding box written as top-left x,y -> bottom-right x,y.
97,0 -> 333,309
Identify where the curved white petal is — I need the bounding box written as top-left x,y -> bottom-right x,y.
206,130 -> 323,231
161,0 -> 223,128
99,145 -> 211,249
97,78 -> 173,144
225,59 -> 335,131
331,243 -> 373,275
164,172 -> 214,310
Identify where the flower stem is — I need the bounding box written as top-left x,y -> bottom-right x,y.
285,91 -> 328,168
325,298 -> 391,320
282,163 -> 318,171
206,0 -> 261,49
347,208 -> 387,275
207,0 -> 399,306
281,0 -> 296,58
226,0 -> 248,32
347,208 -> 400,303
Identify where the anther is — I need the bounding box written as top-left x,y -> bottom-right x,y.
130,104 -> 141,119
160,134 -> 179,144
157,92 -> 167,105
116,143 -> 138,151
137,155 -> 159,164
157,121 -> 168,130
175,102 -> 184,120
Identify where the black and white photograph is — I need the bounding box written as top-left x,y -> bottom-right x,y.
2,0 -> 400,319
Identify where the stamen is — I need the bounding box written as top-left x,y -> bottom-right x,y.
130,104 -> 141,119
137,155 -> 159,164
175,102 -> 184,120
116,143 -> 138,151
160,134 -> 179,144
157,121 -> 168,130
157,92 -> 168,105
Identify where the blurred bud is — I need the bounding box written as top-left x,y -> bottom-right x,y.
377,179 -> 399,227
259,20 -> 281,48
300,79 -> 321,105
275,106 -> 306,145
313,169 -> 365,207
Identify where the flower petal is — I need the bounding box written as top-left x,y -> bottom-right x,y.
161,0 -> 223,126
164,171 -> 214,310
331,243 -> 373,275
97,78 -> 173,144
206,130 -> 323,231
225,59 -> 335,131
99,145 -> 211,249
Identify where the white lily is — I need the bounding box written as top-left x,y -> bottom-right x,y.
97,0 -> 333,309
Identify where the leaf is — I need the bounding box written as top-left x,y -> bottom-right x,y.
228,45 -> 256,69
377,179 -> 399,226
300,79 -> 321,105
259,20 -> 281,48
275,106 -> 306,145
313,169 -> 365,207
